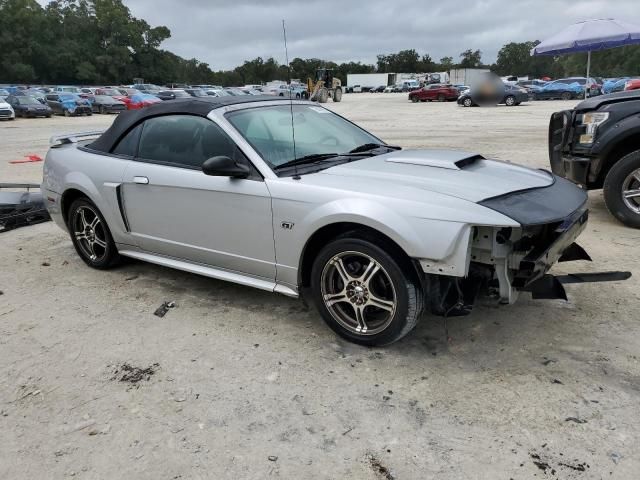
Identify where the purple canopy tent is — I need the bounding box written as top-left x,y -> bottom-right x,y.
531,18 -> 640,98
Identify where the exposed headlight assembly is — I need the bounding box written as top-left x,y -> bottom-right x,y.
579,112 -> 609,144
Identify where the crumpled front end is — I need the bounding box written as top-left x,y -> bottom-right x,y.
423,174 -> 629,315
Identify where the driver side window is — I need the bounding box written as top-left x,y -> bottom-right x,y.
135,115 -> 239,169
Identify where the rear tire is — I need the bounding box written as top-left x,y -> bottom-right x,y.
603,150 -> 640,228
504,95 -> 516,106
311,236 -> 423,346
437,94 -> 445,102
411,96 -> 418,103
333,88 -> 342,102
67,198 -> 121,269
561,92 -> 572,101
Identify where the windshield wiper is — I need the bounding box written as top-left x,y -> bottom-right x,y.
348,143 -> 401,154
274,144 -> 402,172
274,153 -> 340,170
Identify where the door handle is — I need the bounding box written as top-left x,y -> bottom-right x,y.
133,176 -> 149,185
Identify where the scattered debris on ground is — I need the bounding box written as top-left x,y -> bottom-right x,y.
529,450 -> 590,476
530,452 -> 554,474
154,301 -> 176,317
111,363 -> 159,386
267,455 -> 278,462
565,417 -> 588,424
559,461 -> 589,472
367,454 -> 395,480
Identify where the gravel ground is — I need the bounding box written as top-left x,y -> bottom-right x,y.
1,95 -> 639,480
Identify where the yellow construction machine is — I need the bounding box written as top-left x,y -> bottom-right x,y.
306,68 -> 342,103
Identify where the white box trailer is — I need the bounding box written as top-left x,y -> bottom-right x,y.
449,68 -> 490,85
346,73 -> 391,88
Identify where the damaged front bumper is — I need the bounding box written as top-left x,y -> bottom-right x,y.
425,175 -> 631,315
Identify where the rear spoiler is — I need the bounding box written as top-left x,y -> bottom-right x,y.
49,130 -> 104,148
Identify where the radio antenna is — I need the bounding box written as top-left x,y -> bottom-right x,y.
282,19 -> 300,180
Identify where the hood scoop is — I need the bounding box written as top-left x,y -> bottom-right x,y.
385,149 -> 484,170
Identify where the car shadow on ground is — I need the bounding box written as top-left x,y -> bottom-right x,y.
109,255 -> 619,374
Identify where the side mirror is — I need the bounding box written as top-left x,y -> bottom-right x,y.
202,156 -> 250,179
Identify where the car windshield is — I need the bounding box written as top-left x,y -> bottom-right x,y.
60,94 -> 79,101
17,96 -> 40,105
94,95 -> 114,102
226,104 -> 382,170
99,89 -> 120,95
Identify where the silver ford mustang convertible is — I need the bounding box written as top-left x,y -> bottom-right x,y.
41,96 -> 628,345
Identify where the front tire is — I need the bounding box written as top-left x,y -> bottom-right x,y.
603,150 -> 640,228
504,95 -> 516,106
462,97 -> 473,107
317,88 -> 329,103
67,198 -> 121,268
561,92 -> 572,101
311,237 -> 423,346
333,87 -> 342,102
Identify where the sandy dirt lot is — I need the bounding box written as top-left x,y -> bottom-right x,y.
1,95 -> 639,479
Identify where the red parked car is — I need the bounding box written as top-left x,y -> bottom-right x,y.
625,79 -> 640,91
127,93 -> 162,110
408,84 -> 460,102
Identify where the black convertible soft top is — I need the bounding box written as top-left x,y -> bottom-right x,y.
90,95 -> 281,153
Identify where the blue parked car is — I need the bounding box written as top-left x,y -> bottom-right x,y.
533,79 -> 584,100
45,93 -> 92,116
602,78 -> 630,94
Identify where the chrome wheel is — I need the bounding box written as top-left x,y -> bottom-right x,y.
622,168 -> 640,214
320,251 -> 396,335
72,206 -> 108,262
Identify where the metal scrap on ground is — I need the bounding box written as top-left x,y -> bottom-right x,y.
0,184 -> 51,233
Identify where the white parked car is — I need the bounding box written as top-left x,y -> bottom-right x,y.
0,99 -> 15,120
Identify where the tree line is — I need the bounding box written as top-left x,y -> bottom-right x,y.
2,0 -> 640,87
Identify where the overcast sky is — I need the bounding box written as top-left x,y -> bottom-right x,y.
58,1 -> 640,70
